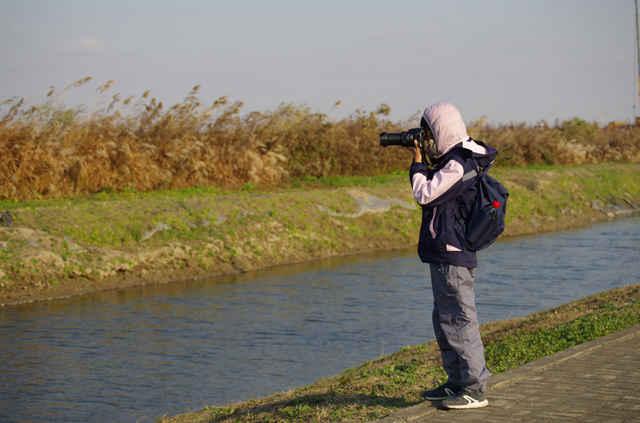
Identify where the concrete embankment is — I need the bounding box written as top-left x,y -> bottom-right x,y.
0,163 -> 638,305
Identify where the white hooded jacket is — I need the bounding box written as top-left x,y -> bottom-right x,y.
411,102 -> 487,206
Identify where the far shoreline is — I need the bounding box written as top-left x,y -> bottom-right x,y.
2,212 -> 638,309
1,163 -> 639,307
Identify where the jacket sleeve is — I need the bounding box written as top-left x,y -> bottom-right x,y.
409,161 -> 430,185
409,159 -> 464,205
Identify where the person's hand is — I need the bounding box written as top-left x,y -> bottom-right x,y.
413,140 -> 423,163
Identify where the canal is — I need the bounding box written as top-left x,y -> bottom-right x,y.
1,217 -> 639,422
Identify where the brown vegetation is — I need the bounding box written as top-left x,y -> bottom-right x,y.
2,78 -> 639,200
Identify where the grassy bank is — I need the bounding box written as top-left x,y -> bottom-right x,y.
161,284 -> 640,422
0,163 -> 639,305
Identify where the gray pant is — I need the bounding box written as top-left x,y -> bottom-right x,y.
429,263 -> 490,392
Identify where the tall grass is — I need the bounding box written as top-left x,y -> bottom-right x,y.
1,78 -> 639,200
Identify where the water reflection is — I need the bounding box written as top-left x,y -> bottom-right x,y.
0,217 -> 638,423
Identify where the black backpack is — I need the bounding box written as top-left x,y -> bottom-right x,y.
463,143 -> 509,251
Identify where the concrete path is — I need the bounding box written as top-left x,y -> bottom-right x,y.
378,324 -> 640,422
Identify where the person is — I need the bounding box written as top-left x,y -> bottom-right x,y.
409,102 -> 492,409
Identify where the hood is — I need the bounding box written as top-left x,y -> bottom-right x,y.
422,102 -> 469,157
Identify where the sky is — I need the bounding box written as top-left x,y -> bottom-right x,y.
1,0 -> 637,124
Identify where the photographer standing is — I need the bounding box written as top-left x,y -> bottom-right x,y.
409,102 -> 491,409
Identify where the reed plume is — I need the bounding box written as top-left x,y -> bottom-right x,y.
1,80 -> 638,200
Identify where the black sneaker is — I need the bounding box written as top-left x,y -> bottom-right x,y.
421,383 -> 460,401
441,388 -> 489,409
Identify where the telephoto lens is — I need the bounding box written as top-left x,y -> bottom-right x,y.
379,128 -> 424,147
380,132 -> 409,147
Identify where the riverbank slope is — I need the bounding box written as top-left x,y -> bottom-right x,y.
0,163 -> 639,305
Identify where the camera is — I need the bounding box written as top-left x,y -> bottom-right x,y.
379,128 -> 424,148
380,128 -> 436,165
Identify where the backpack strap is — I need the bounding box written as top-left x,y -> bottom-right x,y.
438,141 -> 491,184
444,142 -> 482,182
462,168 -> 478,182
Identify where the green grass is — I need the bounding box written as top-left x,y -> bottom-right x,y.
163,284 -> 640,423
6,162 -> 637,249
0,185 -> 226,210
288,171 -> 405,189
485,302 -> 639,373
0,172 -> 406,211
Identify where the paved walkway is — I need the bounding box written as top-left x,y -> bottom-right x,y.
378,324 -> 640,422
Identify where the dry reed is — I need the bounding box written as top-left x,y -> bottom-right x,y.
1,78 -> 639,200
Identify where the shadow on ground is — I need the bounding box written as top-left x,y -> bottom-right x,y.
205,391 -> 419,422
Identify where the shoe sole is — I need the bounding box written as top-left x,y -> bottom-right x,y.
444,399 -> 489,409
